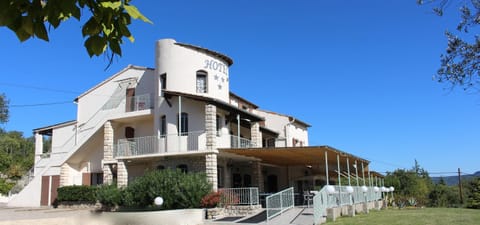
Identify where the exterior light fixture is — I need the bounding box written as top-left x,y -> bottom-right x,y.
154,196 -> 164,206
326,185 -> 336,194
346,186 -> 354,194
373,186 -> 380,192
361,185 -> 368,193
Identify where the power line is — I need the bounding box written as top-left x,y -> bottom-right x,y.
10,101 -> 72,108
0,82 -> 82,94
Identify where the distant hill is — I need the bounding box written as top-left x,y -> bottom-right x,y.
432,171 -> 480,186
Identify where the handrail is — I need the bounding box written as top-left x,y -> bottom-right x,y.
313,185 -> 383,224
266,187 -> 294,221
218,187 -> 259,206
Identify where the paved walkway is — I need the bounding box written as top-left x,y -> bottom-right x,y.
0,205 -> 99,225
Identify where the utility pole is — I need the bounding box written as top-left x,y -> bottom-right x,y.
458,168 -> 463,204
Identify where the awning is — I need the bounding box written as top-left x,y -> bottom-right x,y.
219,145 -> 371,171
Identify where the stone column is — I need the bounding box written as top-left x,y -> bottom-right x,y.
205,153 -> 218,192
252,161 -> 264,192
205,104 -> 217,150
59,163 -> 69,187
102,165 -> 113,185
117,160 -> 128,187
103,121 -> 114,160
103,121 -> 115,184
250,122 -> 262,148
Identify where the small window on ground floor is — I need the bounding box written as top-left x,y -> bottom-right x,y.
177,164 -> 188,173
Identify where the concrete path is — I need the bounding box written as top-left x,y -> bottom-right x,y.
0,205 -> 98,225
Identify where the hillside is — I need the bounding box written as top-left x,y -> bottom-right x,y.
431,171 -> 480,186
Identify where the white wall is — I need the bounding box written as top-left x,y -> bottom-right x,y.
254,110 -> 309,147
76,67 -> 154,125
155,39 -> 230,102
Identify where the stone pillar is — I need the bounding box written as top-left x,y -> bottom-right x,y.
103,121 -> 114,160
205,153 -> 218,191
103,121 -> 115,184
103,165 -> 113,185
59,163 -> 69,187
250,122 -> 262,148
205,104 -> 217,150
252,161 -> 264,192
117,160 -> 128,187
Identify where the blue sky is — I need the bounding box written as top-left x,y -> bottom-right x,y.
0,1 -> 478,176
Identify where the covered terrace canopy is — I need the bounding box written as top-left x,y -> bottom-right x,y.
219,145 -> 379,177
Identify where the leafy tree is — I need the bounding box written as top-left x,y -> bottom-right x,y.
465,177 -> 480,209
0,0 -> 152,66
417,0 -> 480,92
0,93 -> 8,124
385,161 -> 432,206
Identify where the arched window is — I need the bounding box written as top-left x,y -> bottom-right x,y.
196,70 -> 208,93
177,164 -> 188,173
160,115 -> 166,136
177,112 -> 188,135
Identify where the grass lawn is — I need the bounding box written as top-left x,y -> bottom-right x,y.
328,207 -> 480,225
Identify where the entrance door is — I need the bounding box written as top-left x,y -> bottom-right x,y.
126,88 -> 135,112
266,175 -> 278,193
40,175 -> 60,206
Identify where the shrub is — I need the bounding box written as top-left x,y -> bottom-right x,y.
96,184 -> 123,209
0,178 -> 14,195
201,191 -> 221,208
122,169 -> 212,209
56,185 -> 97,203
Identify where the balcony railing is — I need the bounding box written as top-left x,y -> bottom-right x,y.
114,131 -> 259,157
229,135 -> 253,148
126,94 -> 153,112
114,131 -> 206,157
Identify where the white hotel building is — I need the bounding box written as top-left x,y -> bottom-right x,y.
8,39 -> 377,207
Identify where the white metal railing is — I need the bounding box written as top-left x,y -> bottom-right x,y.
114,131 -> 206,157
218,187 -> 259,206
126,94 -> 152,112
229,135 -> 252,148
313,185 -> 383,224
115,136 -> 158,157
266,187 -> 294,221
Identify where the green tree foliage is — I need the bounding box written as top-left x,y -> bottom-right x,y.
0,93 -> 8,124
417,0 -> 480,92
0,0 -> 152,66
429,179 -> 461,207
385,161 -> 432,206
465,177 -> 480,209
0,129 -> 34,191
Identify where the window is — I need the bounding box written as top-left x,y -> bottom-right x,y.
156,165 -> 165,170
196,70 -> 208,93
216,114 -> 221,136
177,164 -> 188,173
125,127 -> 135,139
160,73 -> 166,90
160,115 -> 166,136
91,173 -> 103,186
177,112 -> 188,135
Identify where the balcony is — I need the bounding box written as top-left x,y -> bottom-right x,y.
126,94 -> 153,112
113,132 -> 255,158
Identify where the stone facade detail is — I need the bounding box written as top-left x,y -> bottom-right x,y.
205,104 -> 217,150
117,160 -> 128,187
103,121 -> 114,160
102,165 -> 113,185
205,153 -> 218,191
252,161 -> 264,192
250,122 -> 262,147
59,163 -> 69,187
